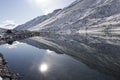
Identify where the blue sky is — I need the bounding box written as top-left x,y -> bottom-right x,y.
0,0 -> 75,29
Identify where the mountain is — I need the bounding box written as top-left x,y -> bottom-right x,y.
0,28 -> 7,34
0,28 -> 8,38
0,28 -> 7,32
15,0 -> 120,34
15,9 -> 62,30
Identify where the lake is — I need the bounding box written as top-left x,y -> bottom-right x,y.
0,32 -> 120,80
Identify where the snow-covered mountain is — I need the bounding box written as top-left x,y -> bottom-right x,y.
15,0 -> 120,33
15,9 -> 62,30
0,28 -> 9,39
0,28 -> 7,36
0,28 -> 7,32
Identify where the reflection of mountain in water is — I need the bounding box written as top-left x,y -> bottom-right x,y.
21,32 -> 120,80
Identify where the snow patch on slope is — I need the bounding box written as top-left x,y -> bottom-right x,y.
15,0 -> 120,34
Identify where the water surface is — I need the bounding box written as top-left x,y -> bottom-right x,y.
0,33 -> 120,80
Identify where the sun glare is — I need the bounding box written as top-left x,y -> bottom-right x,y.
39,63 -> 48,73
34,0 -> 49,6
35,0 -> 46,3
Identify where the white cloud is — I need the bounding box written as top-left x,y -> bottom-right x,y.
0,20 -> 18,29
27,0 -> 75,14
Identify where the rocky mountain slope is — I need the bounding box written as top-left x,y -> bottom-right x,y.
15,0 -> 120,34
15,9 -> 62,30
0,28 -> 7,37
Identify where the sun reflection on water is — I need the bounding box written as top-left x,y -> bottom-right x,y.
39,63 -> 48,73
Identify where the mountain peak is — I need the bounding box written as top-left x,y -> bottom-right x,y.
15,0 -> 120,34
15,9 -> 62,30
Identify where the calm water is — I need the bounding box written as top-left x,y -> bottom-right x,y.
0,33 -> 120,80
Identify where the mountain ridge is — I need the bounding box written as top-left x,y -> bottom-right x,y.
15,0 -> 120,34
15,9 -> 62,30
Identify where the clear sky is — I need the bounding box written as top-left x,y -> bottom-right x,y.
0,0 -> 75,29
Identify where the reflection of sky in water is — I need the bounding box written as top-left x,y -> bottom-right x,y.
0,42 -> 115,80
4,41 -> 23,49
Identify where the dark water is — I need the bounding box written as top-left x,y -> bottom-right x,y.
0,32 -> 120,80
